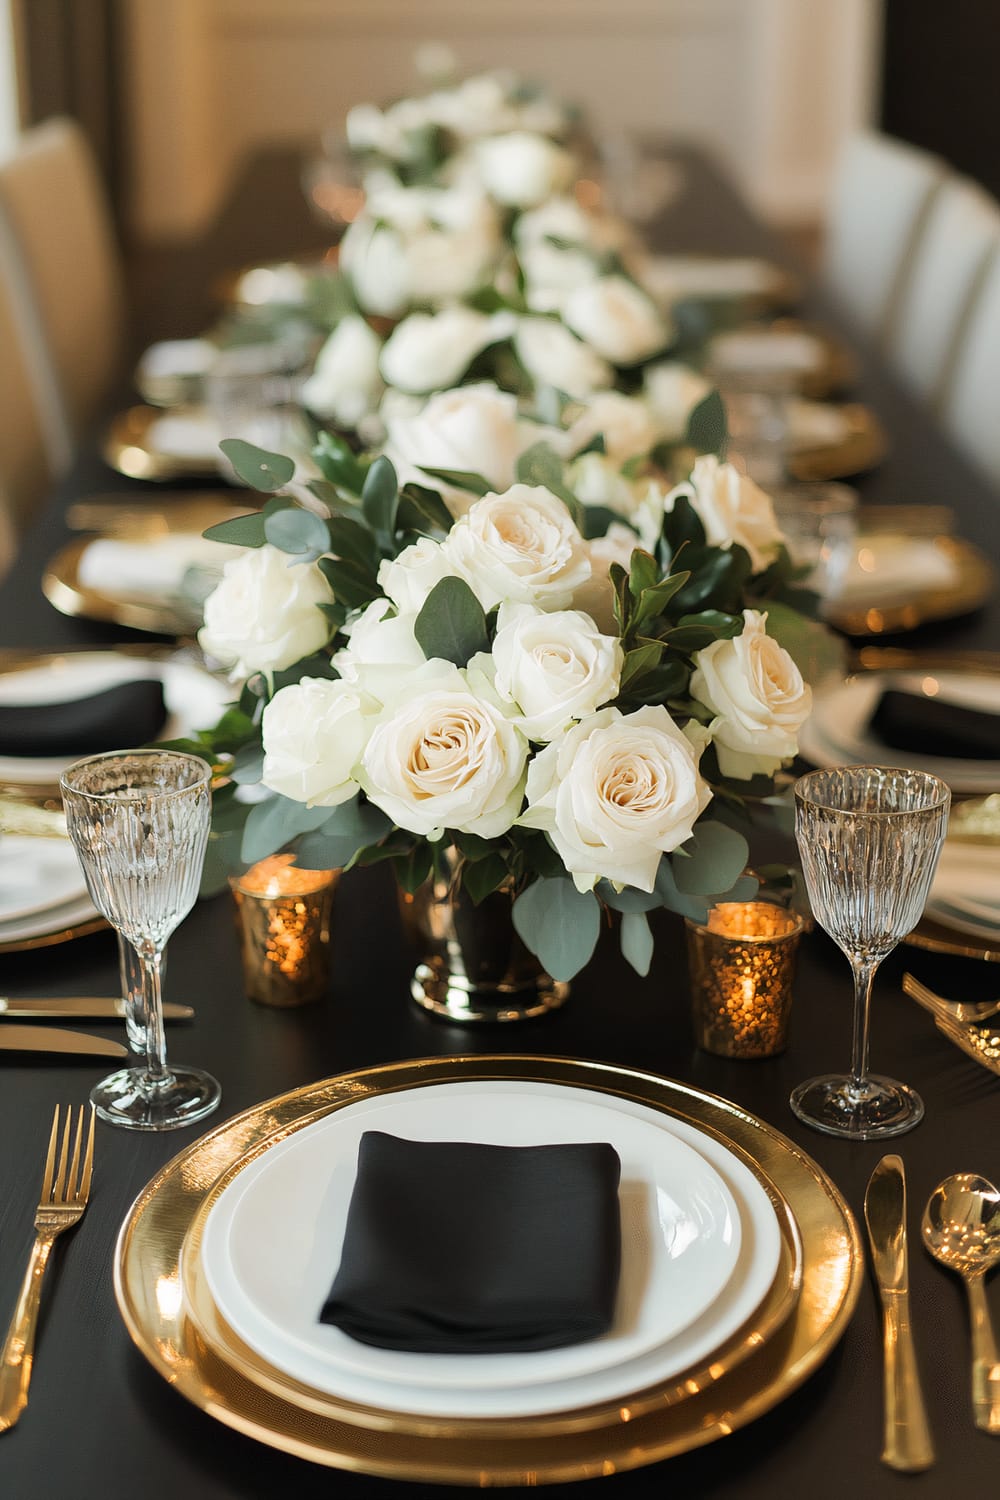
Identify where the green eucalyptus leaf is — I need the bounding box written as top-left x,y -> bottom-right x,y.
515,440 -> 579,512
418,465 -> 491,497
597,882 -> 661,913
219,438 -> 295,492
685,389 -> 727,456
511,877 -> 601,981
202,511 -> 267,548
264,504 -> 331,559
654,857 -> 711,923
414,576 -> 489,666
229,743 -> 264,785
240,793 -> 336,865
673,821 -> 750,895
326,514 -> 379,571
620,910 -> 654,976
361,455 -> 399,536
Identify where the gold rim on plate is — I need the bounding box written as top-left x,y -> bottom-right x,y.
102,406 -> 221,482
906,915 -> 1000,963
178,1084 -> 803,1438
787,403 -> 888,482
826,535 -> 994,637
114,1055 -> 863,1485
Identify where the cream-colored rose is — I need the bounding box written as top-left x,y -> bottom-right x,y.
260,677 -> 372,807
570,523 -> 640,633
642,361 -> 711,442
198,546 -> 331,680
569,452 -> 643,519
563,275 -> 671,365
514,196 -> 631,256
445,484 -> 591,611
518,240 -> 600,313
690,608 -> 812,779
667,454 -> 784,573
491,601 -> 623,742
382,383 -> 541,516
563,390 -> 659,465
513,317 -> 612,399
376,537 -> 455,615
301,316 -> 384,428
380,307 -> 515,395
474,131 -> 575,208
340,189 -> 500,315
520,705 -> 712,891
338,217 -> 412,318
360,660 -> 528,839
332,599 -> 425,694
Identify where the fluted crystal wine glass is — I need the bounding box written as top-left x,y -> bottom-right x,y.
61,749 -> 220,1131
792,765 -> 950,1140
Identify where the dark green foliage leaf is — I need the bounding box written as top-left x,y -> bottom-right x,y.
672,821 -> 750,895
317,555 -> 380,609
313,430 -> 367,494
202,511 -> 267,548
579,504 -> 629,540
685,389 -> 727,456
361,455 -> 399,537
461,852 -> 510,905
514,440 -> 579,511
397,482 -> 454,536
241,793 -> 337,865
619,641 -> 664,692
219,438 -> 296,492
418,466 -> 491,497
414,576 -> 489,666
512,877 -> 601,981
393,840 -> 435,895
669,544 -> 752,614
627,549 -> 659,601
660,491 -> 706,557
326,514 -> 379,571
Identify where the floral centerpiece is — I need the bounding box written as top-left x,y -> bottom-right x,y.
182,393 -> 821,996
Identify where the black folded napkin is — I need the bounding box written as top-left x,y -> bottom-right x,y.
320,1131 -> 622,1354
0,678 -> 168,757
870,689 -> 1000,761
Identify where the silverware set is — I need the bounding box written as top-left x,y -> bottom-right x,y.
903,972 -> 1000,1076
0,997 -> 193,1055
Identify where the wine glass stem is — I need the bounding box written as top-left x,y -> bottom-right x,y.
134,943 -> 170,1092
850,956 -> 879,1095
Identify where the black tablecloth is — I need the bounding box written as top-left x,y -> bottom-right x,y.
1,144 -> 999,1500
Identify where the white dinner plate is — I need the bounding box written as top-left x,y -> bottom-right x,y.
0,650 -> 231,786
0,891 -> 101,947
924,841 -> 1000,940
0,835 -> 88,922
196,1079 -> 783,1420
798,668 -> 1000,794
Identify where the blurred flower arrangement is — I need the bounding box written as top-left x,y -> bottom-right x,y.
175,64 -> 832,984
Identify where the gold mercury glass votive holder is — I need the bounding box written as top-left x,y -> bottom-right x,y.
685,901 -> 805,1058
230,854 -> 340,1007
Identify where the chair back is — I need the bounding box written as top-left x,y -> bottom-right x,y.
823,130 -> 946,346
0,117 -> 124,434
887,176 -> 1000,409
941,248 -> 1000,491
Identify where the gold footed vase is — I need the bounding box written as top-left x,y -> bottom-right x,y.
398,853 -> 569,1024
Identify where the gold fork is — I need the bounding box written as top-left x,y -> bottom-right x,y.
0,1105 -> 95,1432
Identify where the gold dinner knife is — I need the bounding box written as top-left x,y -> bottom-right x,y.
0,1026 -> 127,1058
0,997 -> 193,1021
864,1154 -> 935,1471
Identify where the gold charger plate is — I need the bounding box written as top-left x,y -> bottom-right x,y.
103,405 -> 221,482
826,534 -> 994,637
787,404 -> 888,482
114,1055 -> 863,1486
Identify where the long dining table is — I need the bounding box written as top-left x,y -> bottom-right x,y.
1,142 -> 999,1499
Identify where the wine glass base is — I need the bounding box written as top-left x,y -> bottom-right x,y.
90,1065 -> 221,1132
789,1072 -> 924,1140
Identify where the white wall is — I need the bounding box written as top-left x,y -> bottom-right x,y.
124,0 -> 883,241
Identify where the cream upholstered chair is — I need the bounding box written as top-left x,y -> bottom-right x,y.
0,117 -> 124,436
823,130 -> 947,347
887,176 -> 1000,410
941,248 -> 1000,490
0,200 -> 73,537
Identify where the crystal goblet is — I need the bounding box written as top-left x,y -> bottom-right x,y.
60,748 -> 220,1131
791,765 -> 950,1140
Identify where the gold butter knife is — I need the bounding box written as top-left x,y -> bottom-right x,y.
864,1154 -> 935,1471
0,1026 -> 127,1058
0,997 -> 193,1021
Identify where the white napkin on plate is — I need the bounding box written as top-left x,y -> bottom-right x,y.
78,534 -> 238,600
147,411 -> 223,460
786,399 -> 852,451
137,338 -> 217,382
711,329 -> 823,376
833,533 -> 959,605
641,255 -> 783,303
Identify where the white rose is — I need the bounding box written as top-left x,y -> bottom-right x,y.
332,599 -> 425,695
301,316 -> 383,428
198,546 -> 331,680
514,317 -> 612,400
340,191 -> 500,315
376,536 -> 456,615
667,454 -> 784,573
563,275 -> 671,365
339,217 -> 412,318
643,361 -> 711,442
514,196 -> 630,255
474,132 -> 574,208
491,601 -> 623,742
382,382 -> 534,516
689,608 -> 812,780
445,484 -> 591,611
563,390 -> 660,465
519,241 -> 600,313
261,677 -> 372,807
570,524 -> 641,633
520,705 -> 712,891
380,307 -> 515,395
360,660 -> 528,839
569,452 -> 642,518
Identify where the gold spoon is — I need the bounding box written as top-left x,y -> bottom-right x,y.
922,1174 -> 1000,1433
